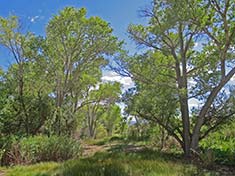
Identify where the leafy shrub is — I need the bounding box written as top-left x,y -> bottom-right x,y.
0,135 -> 19,166
127,124 -> 151,141
201,123 -> 235,165
7,135 -> 81,165
109,135 -> 124,142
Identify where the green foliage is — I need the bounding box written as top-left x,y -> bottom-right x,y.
0,135 -> 19,166
78,82 -> 122,138
0,7 -> 123,138
0,15 -> 53,137
127,124 -> 150,141
7,136 -> 81,165
201,123 -> 235,165
0,0 -> 235,170
117,0 -> 235,156
101,104 -> 122,136
122,52 -> 180,141
0,93 -> 53,136
43,7 -> 122,135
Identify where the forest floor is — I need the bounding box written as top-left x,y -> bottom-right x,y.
0,139 -> 234,176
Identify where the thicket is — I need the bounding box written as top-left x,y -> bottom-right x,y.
1,135 -> 81,166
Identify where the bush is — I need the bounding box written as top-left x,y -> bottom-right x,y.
0,135 -> 18,166
109,135 -> 124,142
7,135 -> 81,165
201,123 -> 235,165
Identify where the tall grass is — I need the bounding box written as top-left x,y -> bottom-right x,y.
4,149 -> 218,176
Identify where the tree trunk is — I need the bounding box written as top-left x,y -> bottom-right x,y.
18,63 -> 30,136
175,64 -> 191,157
191,67 -> 235,151
87,105 -> 97,138
107,128 -> 112,137
180,98 -> 191,157
191,131 -> 200,151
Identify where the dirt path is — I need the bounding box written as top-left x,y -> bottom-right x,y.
81,144 -> 109,157
81,141 -> 146,158
0,171 -> 5,176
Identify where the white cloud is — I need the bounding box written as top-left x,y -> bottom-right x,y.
188,79 -> 196,86
189,98 -> 199,108
193,41 -> 204,51
29,16 -> 40,23
101,71 -> 135,91
102,72 -> 202,115
231,75 -> 235,81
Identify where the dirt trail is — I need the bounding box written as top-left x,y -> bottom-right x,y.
81,144 -> 109,157
0,171 -> 5,176
81,141 -> 145,158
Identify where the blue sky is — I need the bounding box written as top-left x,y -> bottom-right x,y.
0,0 -> 151,67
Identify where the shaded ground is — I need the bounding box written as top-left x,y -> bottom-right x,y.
209,165 -> 235,176
80,141 -> 235,176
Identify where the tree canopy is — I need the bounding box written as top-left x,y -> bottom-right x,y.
0,7 -> 123,138
113,0 -> 235,157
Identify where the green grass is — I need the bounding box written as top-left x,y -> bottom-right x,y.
2,148 -> 218,176
3,162 -> 59,176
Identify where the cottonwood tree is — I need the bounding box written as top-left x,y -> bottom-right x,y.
114,0 -> 235,157
76,82 -> 121,138
82,82 -> 121,138
101,104 -> 122,136
0,7 -> 123,136
43,7 -> 122,135
0,17 -> 52,135
122,53 -> 180,145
